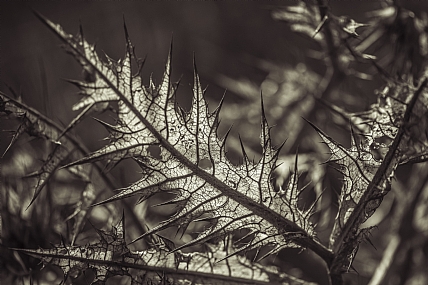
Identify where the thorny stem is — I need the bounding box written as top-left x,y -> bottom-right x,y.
330,78 -> 428,285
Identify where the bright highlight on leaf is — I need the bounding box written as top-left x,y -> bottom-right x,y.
13,217 -> 316,285
34,11 -> 323,260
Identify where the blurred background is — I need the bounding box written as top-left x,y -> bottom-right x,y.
0,1 -> 381,124
1,1 -> 428,285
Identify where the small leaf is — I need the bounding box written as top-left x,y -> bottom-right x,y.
25,143 -> 73,209
66,182 -> 97,245
335,16 -> 368,36
307,121 -> 380,248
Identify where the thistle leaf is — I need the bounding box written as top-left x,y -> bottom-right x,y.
13,217 -> 129,284
0,92 -> 78,208
24,143 -> 73,209
307,121 -> 380,248
313,78 -> 428,273
35,13 -> 332,265
0,91 -> 62,143
13,218 -> 316,285
66,181 -> 97,245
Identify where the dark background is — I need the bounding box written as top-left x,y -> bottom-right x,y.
0,1 -> 381,121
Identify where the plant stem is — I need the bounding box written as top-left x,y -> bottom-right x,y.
330,78 -> 428,283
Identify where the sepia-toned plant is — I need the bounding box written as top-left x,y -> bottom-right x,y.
1,1 -> 428,285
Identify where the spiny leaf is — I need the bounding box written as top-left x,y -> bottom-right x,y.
13,216 -> 129,284
24,143 -> 73,209
0,91 -> 62,143
13,218 -> 316,285
1,119 -> 26,158
348,80 -> 428,164
0,92 -> 80,209
37,13 -> 332,265
1,87 -> 118,235
307,121 -> 380,248
314,79 -> 428,257
66,181 -> 97,245
316,78 -> 428,273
